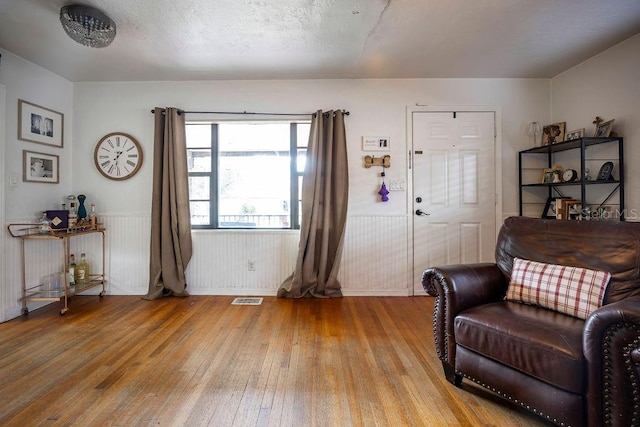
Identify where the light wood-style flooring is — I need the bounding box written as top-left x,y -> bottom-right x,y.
0,295 -> 551,426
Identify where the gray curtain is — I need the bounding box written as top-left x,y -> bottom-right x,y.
144,107 -> 193,299
278,110 -> 349,298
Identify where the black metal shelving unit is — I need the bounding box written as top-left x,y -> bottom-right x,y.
518,137 -> 624,220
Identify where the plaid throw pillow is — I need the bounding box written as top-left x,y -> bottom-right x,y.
506,258 -> 611,320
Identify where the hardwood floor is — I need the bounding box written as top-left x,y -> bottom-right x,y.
0,295 -> 551,426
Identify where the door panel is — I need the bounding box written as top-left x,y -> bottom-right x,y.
412,111 -> 496,294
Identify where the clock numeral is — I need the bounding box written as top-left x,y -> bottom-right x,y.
101,160 -> 111,168
126,160 -> 136,167
116,136 -> 121,147
99,155 -> 109,159
108,164 -> 115,174
107,139 -> 114,148
128,153 -> 138,158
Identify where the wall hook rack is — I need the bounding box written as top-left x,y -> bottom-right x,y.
364,155 -> 390,168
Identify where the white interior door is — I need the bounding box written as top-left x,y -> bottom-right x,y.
412,111 -> 496,295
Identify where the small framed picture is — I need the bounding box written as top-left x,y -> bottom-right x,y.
594,119 -> 615,137
542,122 -> 566,145
565,128 -> 584,140
541,198 -> 556,219
541,168 -> 559,183
18,99 -> 64,148
23,150 -> 59,184
362,136 -> 390,151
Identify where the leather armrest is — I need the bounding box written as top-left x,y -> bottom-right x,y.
421,264 -> 507,366
584,296 -> 640,427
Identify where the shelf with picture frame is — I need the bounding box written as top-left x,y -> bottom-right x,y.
518,136 -> 624,221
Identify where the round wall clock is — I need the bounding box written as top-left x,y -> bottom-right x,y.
94,132 -> 143,180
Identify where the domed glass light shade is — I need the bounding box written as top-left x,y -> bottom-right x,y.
60,5 -> 116,48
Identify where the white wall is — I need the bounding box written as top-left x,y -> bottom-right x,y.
71,78 -> 549,298
551,33 -> 640,219
0,49 -> 74,321
0,47 -> 552,319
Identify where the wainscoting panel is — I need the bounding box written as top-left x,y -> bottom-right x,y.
2,214 -> 412,320
187,230 -> 299,295
338,215 -> 410,296
101,214 -> 151,296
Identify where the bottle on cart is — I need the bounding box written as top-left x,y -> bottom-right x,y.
38,211 -> 51,233
89,203 -> 97,229
68,254 -> 76,290
68,201 -> 77,230
75,252 -> 90,285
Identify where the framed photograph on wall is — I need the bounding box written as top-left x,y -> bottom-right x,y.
362,136 -> 390,151
18,99 -> 64,148
23,150 -> 59,184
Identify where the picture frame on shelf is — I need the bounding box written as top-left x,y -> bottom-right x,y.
23,150 -> 59,184
542,197 -> 557,219
18,99 -> 64,148
594,119 -> 615,137
542,122 -> 565,145
541,167 -> 561,184
565,128 -> 584,140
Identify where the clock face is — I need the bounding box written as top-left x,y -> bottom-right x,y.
562,169 -> 577,182
94,132 -> 143,180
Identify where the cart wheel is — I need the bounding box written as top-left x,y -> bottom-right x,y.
60,308 -> 68,315
22,308 -> 29,316
99,291 -> 106,298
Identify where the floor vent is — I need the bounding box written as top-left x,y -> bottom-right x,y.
231,297 -> 263,306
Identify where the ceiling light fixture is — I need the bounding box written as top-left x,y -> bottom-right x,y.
60,4 -> 116,48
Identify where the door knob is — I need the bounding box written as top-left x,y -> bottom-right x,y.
415,209 -> 430,216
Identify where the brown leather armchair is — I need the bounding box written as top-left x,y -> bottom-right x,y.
422,217 -> 640,427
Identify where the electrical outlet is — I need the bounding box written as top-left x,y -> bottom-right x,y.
247,260 -> 255,271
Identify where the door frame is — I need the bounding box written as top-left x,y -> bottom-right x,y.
406,105 -> 503,295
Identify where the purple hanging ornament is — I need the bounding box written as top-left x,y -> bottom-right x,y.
378,182 -> 389,202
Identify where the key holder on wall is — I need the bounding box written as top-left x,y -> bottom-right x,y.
363,154 -> 391,169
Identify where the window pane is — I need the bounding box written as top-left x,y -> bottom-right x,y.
187,149 -> 211,172
186,124 -> 211,148
219,122 -> 289,151
297,149 -> 307,173
190,201 -> 210,225
297,123 -> 311,147
218,153 -> 290,228
298,175 -> 304,226
189,176 -> 209,199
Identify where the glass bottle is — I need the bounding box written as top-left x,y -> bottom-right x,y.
89,203 -> 97,229
38,211 -> 51,233
76,253 -> 90,285
68,202 -> 77,231
68,254 -> 76,290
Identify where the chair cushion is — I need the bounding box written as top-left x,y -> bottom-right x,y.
505,257 -> 610,319
454,301 -> 585,394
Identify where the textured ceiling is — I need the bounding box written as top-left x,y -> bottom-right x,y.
1,0 -> 640,82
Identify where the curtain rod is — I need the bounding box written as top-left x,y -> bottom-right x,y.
150,109 -> 350,117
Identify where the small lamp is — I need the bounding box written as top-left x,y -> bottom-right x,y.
528,122 -> 541,147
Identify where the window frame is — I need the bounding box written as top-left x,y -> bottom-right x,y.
186,120 -> 307,230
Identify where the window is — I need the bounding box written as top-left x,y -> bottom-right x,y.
186,121 -> 310,229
